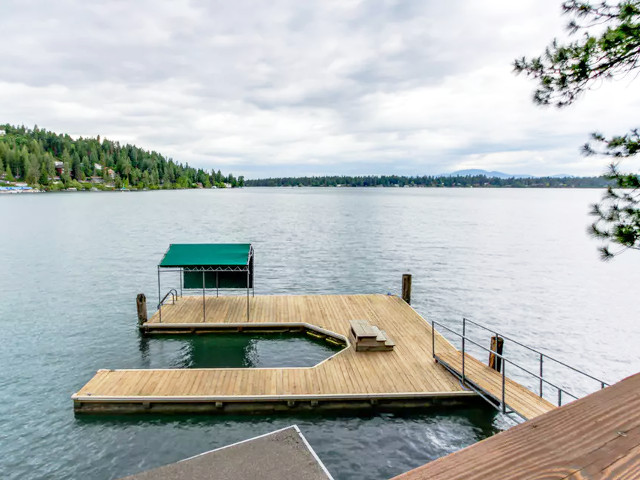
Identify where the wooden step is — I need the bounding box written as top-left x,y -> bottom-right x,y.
371,325 -> 386,342
349,320 -> 395,352
380,330 -> 395,348
350,319 -> 377,339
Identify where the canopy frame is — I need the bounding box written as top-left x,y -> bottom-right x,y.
157,244 -> 254,322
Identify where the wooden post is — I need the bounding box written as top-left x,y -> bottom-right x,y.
136,293 -> 147,325
402,274 -> 412,304
489,335 -> 504,372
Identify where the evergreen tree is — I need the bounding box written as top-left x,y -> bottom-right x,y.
514,0 -> 640,259
0,123 -> 241,191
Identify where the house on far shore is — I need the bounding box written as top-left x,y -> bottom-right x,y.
54,161 -> 64,176
0,129 -> 6,136
90,176 -> 104,184
107,168 -> 115,179
94,163 -> 102,172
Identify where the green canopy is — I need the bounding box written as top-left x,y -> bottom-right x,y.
158,243 -> 254,290
159,243 -> 252,268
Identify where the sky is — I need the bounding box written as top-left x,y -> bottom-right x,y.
2,0 -> 639,178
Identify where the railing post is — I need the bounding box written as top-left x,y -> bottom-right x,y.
601,382 -> 605,390
202,271 -> 206,322
462,318 -> 466,383
431,320 -> 435,359
539,353 -> 544,398
502,360 -> 506,413
558,389 -> 562,407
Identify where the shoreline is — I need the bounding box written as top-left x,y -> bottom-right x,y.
0,184 -> 609,194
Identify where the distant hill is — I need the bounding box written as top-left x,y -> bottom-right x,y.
0,123 -> 243,191
446,169 -> 534,179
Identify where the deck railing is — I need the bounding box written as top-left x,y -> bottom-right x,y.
432,318 -> 609,416
157,288 -> 178,323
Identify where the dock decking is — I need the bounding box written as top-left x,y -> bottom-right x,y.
394,372 -> 640,480
73,294 -> 480,413
435,351 -> 555,420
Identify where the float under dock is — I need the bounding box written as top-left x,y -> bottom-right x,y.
73,294 -> 481,413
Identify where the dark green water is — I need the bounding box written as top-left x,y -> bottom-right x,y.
1,188 -> 638,479
139,332 -> 343,368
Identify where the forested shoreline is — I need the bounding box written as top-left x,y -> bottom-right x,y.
245,175 -> 609,188
0,124 -> 611,192
0,124 -> 244,191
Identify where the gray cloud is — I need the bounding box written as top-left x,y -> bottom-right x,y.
1,0 -> 638,177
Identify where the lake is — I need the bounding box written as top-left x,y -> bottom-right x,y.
1,188 -> 638,479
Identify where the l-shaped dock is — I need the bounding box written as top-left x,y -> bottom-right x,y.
73,294 -> 557,417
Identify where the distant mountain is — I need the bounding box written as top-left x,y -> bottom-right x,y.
446,169 -> 534,179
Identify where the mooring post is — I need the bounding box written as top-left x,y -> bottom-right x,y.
488,335 -> 504,372
136,293 -> 147,326
402,274 -> 412,304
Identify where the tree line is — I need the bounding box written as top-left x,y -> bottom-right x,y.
0,124 -> 244,190
245,174 -> 609,188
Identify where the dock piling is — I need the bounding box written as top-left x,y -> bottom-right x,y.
136,293 -> 147,325
402,274 -> 412,304
489,335 -> 504,372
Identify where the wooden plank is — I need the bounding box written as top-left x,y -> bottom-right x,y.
393,373 -> 640,480
436,350 -> 555,420
75,294 -> 515,412
350,319 -> 377,339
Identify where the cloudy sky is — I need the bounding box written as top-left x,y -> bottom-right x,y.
2,0 -> 639,178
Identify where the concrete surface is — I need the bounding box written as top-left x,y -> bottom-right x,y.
119,425 -> 333,480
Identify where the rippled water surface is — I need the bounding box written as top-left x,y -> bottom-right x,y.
1,188 -> 639,480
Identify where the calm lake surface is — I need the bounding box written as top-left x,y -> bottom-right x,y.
1,188 -> 639,480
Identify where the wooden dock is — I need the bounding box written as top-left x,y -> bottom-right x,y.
435,351 -> 555,420
73,294 -> 481,413
394,372 -> 640,480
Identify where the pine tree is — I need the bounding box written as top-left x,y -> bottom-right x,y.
515,0 -> 640,258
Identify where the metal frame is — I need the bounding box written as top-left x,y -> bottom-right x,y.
431,318 -> 609,418
156,245 -> 254,323
156,288 -> 178,323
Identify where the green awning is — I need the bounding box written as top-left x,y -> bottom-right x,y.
159,243 -> 252,268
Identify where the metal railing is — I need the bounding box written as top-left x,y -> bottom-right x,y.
157,288 -> 178,323
431,318 -> 609,416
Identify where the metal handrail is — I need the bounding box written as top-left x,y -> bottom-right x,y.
434,321 -> 578,400
157,288 -> 178,323
462,317 -> 609,387
431,319 -> 608,414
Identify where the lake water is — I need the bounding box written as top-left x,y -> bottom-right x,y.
1,188 -> 639,480
140,333 -> 344,369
